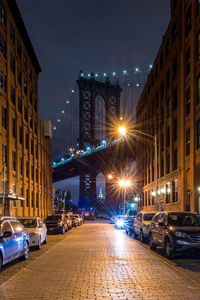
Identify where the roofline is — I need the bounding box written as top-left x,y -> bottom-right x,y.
7,0 -> 42,74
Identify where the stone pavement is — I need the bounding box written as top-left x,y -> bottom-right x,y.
0,222 -> 200,299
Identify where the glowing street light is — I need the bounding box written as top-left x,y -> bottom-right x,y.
118,178 -> 132,215
107,174 -> 113,180
118,125 -> 127,137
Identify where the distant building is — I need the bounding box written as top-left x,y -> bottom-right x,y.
136,0 -> 200,213
0,0 -> 52,217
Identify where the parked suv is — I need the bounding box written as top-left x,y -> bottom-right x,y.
45,214 -> 68,234
0,217 -> 29,270
149,212 -> 200,258
134,211 -> 156,242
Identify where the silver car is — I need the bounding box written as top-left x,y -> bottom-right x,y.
0,217 -> 29,270
134,212 -> 156,242
18,217 -> 47,249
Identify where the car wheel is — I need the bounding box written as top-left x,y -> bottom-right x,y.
149,234 -> 156,250
140,230 -> 144,243
61,226 -> 65,234
165,238 -> 174,259
36,236 -> 41,250
21,240 -> 29,260
0,255 -> 2,271
43,234 -> 47,244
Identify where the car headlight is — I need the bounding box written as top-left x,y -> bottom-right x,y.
116,219 -> 125,227
175,231 -> 189,238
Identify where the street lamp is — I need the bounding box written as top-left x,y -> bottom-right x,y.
107,174 -> 113,180
118,178 -> 131,215
118,125 -> 127,137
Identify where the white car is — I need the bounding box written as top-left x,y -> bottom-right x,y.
17,217 -> 47,249
71,214 -> 83,226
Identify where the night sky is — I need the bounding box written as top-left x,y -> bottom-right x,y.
17,0 -> 170,201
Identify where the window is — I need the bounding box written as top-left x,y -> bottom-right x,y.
36,169 -> 38,183
10,25 -> 15,44
148,190 -> 151,206
29,91 -> 32,104
26,161 -> 29,177
36,145 -> 38,160
24,79 -> 27,95
0,32 -> 6,58
12,151 -> 16,171
173,56 -> 177,79
31,139 -> 34,155
166,182 -> 170,203
10,54 -> 15,74
17,41 -> 21,58
173,87 -> 177,110
36,192 -> 39,208
161,158 -> 164,177
166,70 -> 170,90
0,70 -> 6,92
165,39 -> 170,57
186,6 -> 192,37
17,67 -> 21,85
24,55 -> 27,71
198,0 -> 200,16
166,127 -> 170,147
152,165 -> 154,181
31,165 -> 34,180
24,105 -> 28,122
26,189 -> 29,207
172,22 -> 177,43
173,119 -> 177,141
2,144 -> 7,166
0,1 -> 6,25
26,133 -> 29,150
11,86 -> 15,105
197,76 -> 200,105
2,106 -> 6,129
186,48 -> 191,76
197,32 -> 200,60
19,157 -> 23,175
34,122 -> 37,135
166,98 -> 170,118
197,119 -> 200,149
184,88 -> 190,116
33,77 -> 37,90
161,133 -> 164,151
31,191 -> 34,207
186,128 -> 190,156
12,118 -> 16,138
166,154 -> 170,174
18,97 -> 22,114
172,179 -> 178,202
161,81 -> 164,98
19,126 -> 23,144
34,99 -> 37,112
29,67 -> 32,80
30,116 -> 33,129
173,148 -> 177,170
2,222 -> 12,235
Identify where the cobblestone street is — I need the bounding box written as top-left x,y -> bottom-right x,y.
0,221 -> 200,299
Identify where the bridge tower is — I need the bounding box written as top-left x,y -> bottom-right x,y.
77,72 -> 122,208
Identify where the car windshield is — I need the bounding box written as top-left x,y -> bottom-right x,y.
18,218 -> 37,228
46,216 -> 61,221
168,213 -> 200,227
143,213 -> 155,221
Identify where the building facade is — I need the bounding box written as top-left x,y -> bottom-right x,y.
0,0 -> 52,217
136,0 -> 200,213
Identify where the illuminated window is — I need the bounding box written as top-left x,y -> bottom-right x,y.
172,179 -> 178,202
166,182 -> 170,203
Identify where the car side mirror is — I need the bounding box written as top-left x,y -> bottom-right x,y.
3,231 -> 12,238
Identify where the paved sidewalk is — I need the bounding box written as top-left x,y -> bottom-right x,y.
0,222 -> 200,299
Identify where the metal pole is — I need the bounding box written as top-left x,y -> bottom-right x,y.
155,134 -> 159,211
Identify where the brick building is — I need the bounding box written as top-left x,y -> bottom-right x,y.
0,0 -> 52,217
136,0 -> 200,213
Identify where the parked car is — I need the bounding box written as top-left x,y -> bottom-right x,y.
125,217 -> 136,236
64,214 -> 72,230
71,214 -> 83,226
149,212 -> 200,258
0,217 -> 29,271
45,214 -> 68,234
134,211 -> 156,242
17,217 -> 47,249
